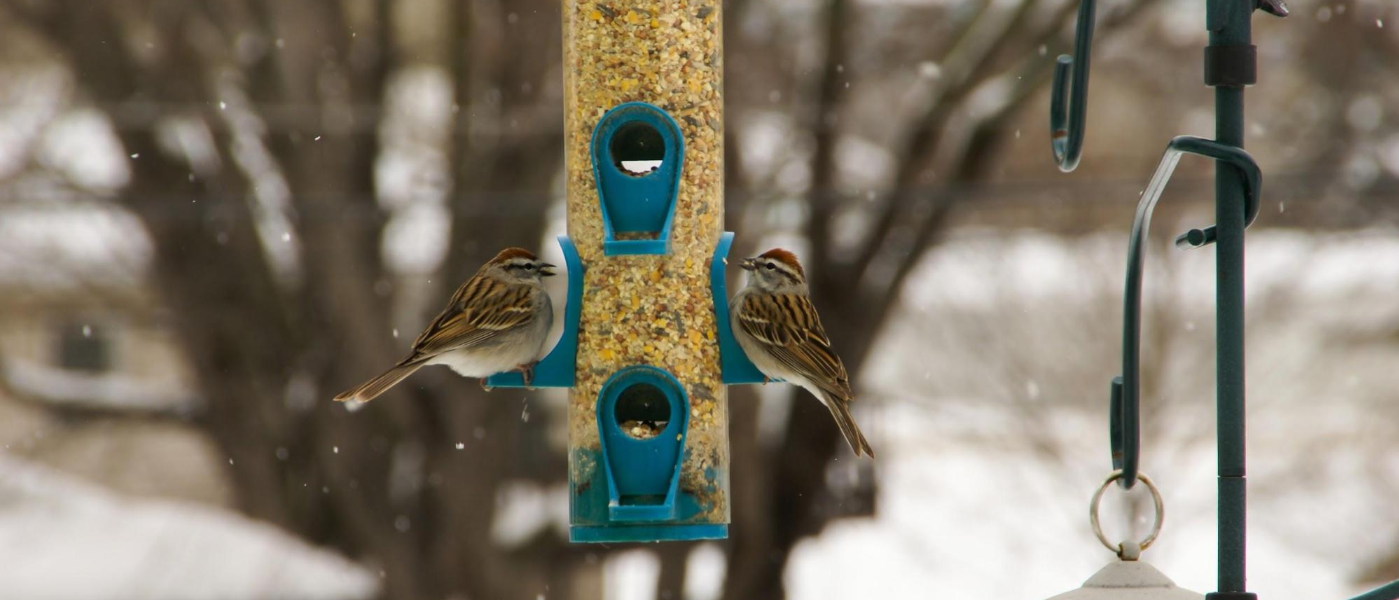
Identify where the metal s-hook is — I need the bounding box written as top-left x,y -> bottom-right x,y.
1049,0 -> 1096,172
1165,137 -> 1262,249
1112,135 -> 1262,489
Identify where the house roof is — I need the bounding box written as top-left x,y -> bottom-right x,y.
0,203 -> 149,292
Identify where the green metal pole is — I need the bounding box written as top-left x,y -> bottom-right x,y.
1206,1 -> 1253,598
1346,580 -> 1399,600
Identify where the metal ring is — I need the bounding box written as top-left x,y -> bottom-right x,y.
1089,470 -> 1164,557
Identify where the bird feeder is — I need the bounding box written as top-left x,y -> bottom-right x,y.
493,0 -> 761,544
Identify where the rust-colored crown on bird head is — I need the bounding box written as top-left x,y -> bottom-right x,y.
757,248 -> 804,277
491,247 -> 538,263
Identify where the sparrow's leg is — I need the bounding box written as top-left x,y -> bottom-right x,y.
515,363 -> 536,389
763,376 -> 770,384
480,379 -> 494,392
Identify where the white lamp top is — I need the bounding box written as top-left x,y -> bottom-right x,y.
1044,560 -> 1202,600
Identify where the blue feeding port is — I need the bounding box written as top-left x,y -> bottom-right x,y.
709,232 -> 775,385
598,367 -> 686,521
483,236 -> 584,389
570,365 -> 727,543
591,102 -> 684,256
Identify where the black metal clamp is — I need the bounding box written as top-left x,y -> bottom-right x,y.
1111,135 -> 1262,490
1048,0 -> 1095,172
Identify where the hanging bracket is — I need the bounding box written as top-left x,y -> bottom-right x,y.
1048,0 -> 1096,172
1111,135 -> 1262,489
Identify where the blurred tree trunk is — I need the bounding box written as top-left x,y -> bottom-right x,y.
10,1 -> 564,598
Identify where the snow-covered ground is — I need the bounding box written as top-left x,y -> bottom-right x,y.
0,456 -> 379,600
787,404 -> 1389,600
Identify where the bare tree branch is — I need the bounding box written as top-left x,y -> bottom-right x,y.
805,0 -> 851,281
845,0 -> 1047,291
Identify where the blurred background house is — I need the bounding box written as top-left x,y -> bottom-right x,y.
0,0 -> 1396,599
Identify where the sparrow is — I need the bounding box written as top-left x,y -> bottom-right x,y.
334,247 -> 555,404
730,248 -> 875,458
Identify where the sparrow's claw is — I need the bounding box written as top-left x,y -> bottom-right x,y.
516,363 -> 536,389
480,378 -> 494,392
763,376 -> 770,385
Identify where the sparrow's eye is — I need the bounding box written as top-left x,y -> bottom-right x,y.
764,263 -> 776,270
524,263 -> 537,271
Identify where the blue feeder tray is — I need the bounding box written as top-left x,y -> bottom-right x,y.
483,236 -> 584,389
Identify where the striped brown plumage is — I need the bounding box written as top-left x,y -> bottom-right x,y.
410,276 -> 542,357
333,247 -> 554,404
736,293 -> 851,400
735,290 -> 873,457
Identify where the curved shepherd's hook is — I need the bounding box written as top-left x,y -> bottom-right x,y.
1111,135 -> 1262,489
1049,0 -> 1096,172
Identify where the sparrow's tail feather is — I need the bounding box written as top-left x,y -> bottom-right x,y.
822,392 -> 875,458
334,360 -> 424,404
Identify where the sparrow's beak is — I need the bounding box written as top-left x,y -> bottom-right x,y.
539,263 -> 558,277
740,258 -> 757,271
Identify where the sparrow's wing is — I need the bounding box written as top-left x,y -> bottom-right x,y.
737,293 -> 853,400
410,275 -> 540,358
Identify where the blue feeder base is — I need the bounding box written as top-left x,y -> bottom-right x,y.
570,445 -> 728,544
571,524 -> 728,544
